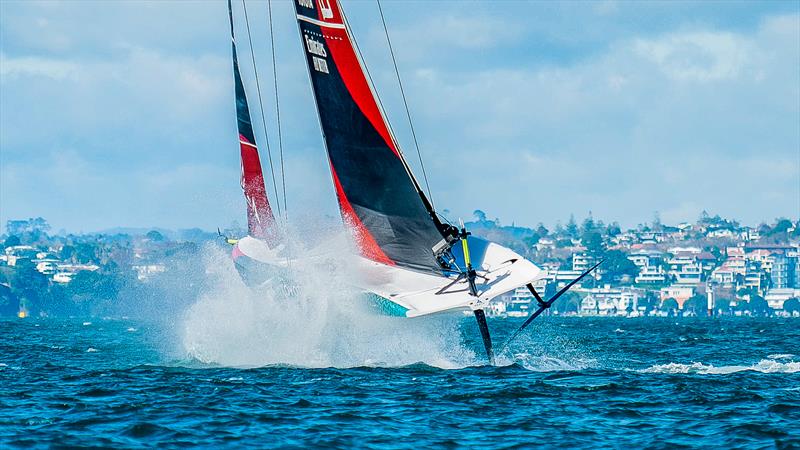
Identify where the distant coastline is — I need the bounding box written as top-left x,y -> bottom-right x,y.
2,213 -> 798,318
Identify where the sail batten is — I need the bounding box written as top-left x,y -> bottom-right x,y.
294,0 -> 450,273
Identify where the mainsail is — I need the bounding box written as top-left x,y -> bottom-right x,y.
228,0 -> 276,244
293,0 -> 455,273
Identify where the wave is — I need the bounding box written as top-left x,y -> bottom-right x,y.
642,358 -> 800,375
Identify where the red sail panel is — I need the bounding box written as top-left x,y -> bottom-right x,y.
294,0 -> 450,273
228,0 -> 276,244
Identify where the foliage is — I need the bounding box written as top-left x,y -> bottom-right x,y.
746,295 -> 771,315
3,235 -> 21,248
602,250 -> 640,280
6,218 -> 50,235
769,218 -> 793,235
565,215 -> 579,238
583,231 -> 605,257
146,230 -> 166,242
661,297 -> 679,311
784,298 -> 800,313
553,291 -> 581,314
683,295 -> 708,316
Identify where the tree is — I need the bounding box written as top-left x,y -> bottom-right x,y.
554,222 -> 564,236
683,295 -> 708,316
769,218 -> 793,235
523,234 -> 541,249
146,230 -> 165,242
606,222 -> 621,237
784,298 -> 800,314
582,215 -> 596,234
555,238 -> 573,248
536,223 -> 549,237
74,243 -> 98,264
747,295 -> 771,316
583,231 -> 605,258
0,283 -> 19,317
6,218 -> 50,237
3,235 -> 21,248
60,245 -> 76,261
652,211 -> 662,231
661,298 -> 679,311
602,250 -> 639,280
714,298 -> 733,315
566,214 -> 578,238
553,291 -> 581,314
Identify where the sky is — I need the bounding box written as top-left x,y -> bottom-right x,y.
1,0 -> 798,233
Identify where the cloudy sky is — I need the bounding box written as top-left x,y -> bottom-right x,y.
1,0 -> 798,233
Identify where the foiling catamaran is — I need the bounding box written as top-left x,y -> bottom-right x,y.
224,0 -> 600,364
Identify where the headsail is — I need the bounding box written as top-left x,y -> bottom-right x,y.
228,0 -> 276,244
294,0 -> 455,273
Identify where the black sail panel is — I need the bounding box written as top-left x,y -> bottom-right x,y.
294,0 -> 447,273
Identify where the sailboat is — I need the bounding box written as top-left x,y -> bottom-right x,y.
225,0 -> 600,363
223,0 -> 290,288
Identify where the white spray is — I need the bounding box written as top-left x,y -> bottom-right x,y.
181,226 -> 477,369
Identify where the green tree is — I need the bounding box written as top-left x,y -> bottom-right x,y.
536,223 -> 549,237
661,298 -> 679,311
783,298 -> 800,314
4,235 -> 21,247
146,230 -> 166,242
0,283 -> 19,316
582,215 -> 596,234
553,291 -> 581,314
60,245 -> 76,261
606,222 -> 621,237
583,231 -> 605,257
747,295 -> 771,316
770,218 -> 793,235
683,295 -> 708,316
714,298 -> 733,315
74,243 -> 97,264
566,215 -> 579,238
602,250 -> 639,281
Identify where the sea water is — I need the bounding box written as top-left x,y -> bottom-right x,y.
1,317 -> 798,448
1,243 -> 799,448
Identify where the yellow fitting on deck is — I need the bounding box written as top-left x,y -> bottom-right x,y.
461,237 -> 471,266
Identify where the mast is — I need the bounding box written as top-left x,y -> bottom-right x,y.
228,0 -> 277,244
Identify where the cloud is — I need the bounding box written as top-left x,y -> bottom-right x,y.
634,31 -> 751,82
1,2 -> 797,231
0,53 -> 80,80
379,13 -> 799,227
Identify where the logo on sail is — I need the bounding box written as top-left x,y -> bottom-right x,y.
304,34 -> 329,74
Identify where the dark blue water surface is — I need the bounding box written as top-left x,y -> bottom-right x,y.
1,317 -> 799,448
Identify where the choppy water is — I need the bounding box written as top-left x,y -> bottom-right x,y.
1,317 -> 798,448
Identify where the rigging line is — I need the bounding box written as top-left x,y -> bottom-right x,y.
242,0 -> 282,217
376,0 -> 434,209
267,0 -> 287,217
341,7 -> 430,207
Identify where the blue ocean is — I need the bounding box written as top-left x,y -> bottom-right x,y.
1,316 -> 798,448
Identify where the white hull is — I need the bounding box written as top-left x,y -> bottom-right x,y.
234,235 -> 542,318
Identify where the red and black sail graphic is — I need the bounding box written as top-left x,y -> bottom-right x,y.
294,0 -> 450,273
228,0 -> 276,244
